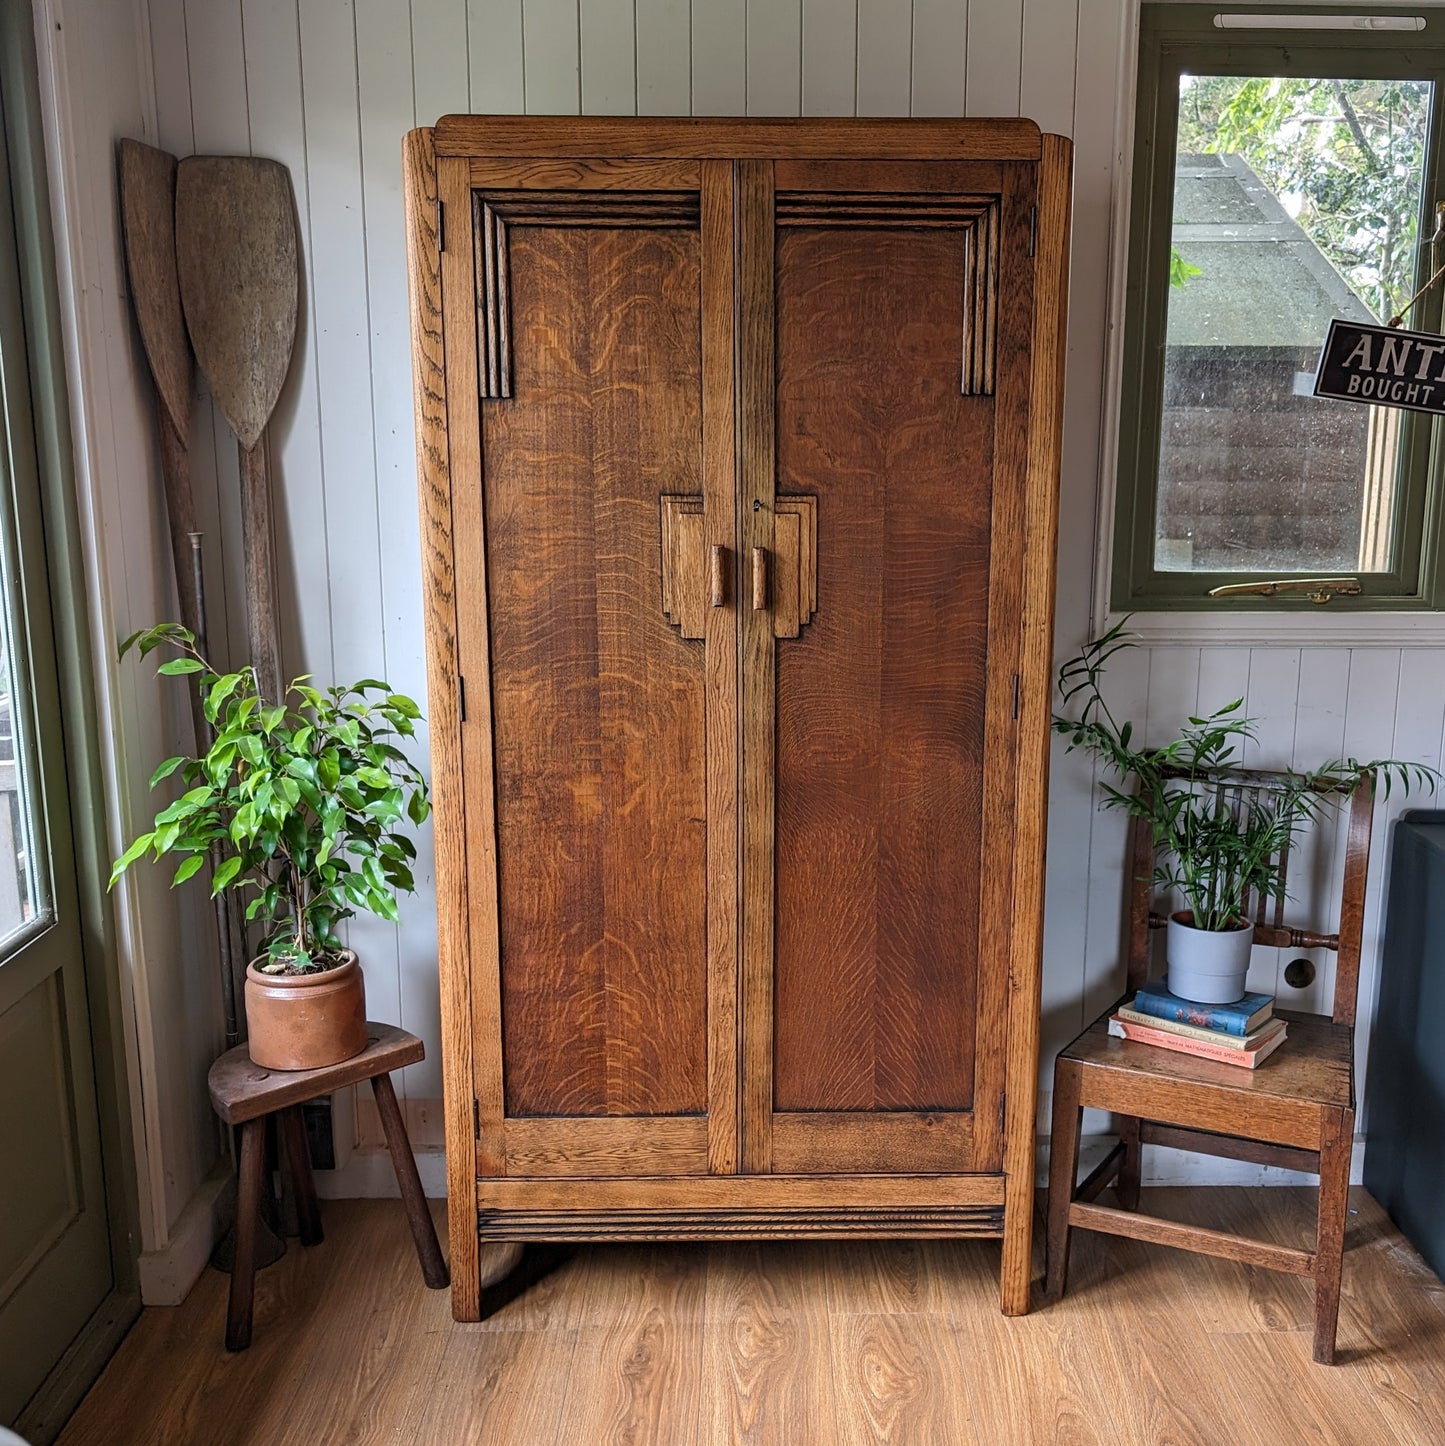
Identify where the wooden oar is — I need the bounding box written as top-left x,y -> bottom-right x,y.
119,139 -> 246,1046
175,156 -> 299,705
117,140 -> 202,652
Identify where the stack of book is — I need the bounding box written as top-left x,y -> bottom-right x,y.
1107,977 -> 1287,1068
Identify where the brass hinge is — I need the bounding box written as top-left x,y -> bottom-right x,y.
1207,576 -> 1361,604
436,198 -> 445,252
998,1091 -> 1007,1135
458,674 -> 466,722
1027,206 -> 1037,257
473,1097 -> 480,1139
1012,673 -> 1021,719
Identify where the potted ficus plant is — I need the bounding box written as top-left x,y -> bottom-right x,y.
1053,620 -> 1435,1004
110,623 -> 431,1069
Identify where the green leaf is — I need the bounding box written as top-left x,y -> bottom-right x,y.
211,856 -> 243,894
158,657 -> 206,676
108,832 -> 155,886
148,755 -> 186,789
171,854 -> 205,887
207,672 -> 244,722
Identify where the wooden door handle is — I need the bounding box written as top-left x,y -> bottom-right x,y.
710,545 -> 727,608
752,547 -> 769,610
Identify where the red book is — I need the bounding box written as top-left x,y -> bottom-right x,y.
1107,1013 -> 1287,1069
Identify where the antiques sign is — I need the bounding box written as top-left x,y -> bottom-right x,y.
1314,319 -> 1445,416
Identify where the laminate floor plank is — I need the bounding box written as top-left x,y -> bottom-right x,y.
53,1190 -> 1445,1446
699,1242 -> 837,1444
551,1245 -> 707,1446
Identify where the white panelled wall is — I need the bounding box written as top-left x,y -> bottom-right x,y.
111,0 -> 1445,1237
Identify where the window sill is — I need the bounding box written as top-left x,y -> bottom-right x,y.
1101,608 -> 1445,648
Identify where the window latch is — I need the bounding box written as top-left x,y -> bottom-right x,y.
1207,576 -> 1362,604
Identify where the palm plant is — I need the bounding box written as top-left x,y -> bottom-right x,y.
1053,620 -> 1436,931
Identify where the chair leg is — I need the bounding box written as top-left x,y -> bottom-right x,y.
1116,1115 -> 1142,1212
1313,1106 -> 1353,1365
1044,1058 -> 1084,1299
226,1118 -> 266,1351
371,1072 -> 450,1289
279,1106 -> 324,1246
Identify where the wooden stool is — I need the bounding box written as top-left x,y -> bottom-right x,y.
208,1022 -> 449,1350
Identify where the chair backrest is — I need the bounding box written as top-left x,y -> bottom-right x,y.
1123,765 -> 1375,1027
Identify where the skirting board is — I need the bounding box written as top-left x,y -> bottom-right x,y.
136,1161 -> 230,1306
315,1147 -> 447,1200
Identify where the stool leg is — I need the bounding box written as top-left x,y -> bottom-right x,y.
280,1106 -> 324,1246
371,1072 -> 449,1289
226,1118 -> 266,1351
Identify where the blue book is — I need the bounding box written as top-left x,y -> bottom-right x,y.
1132,978 -> 1274,1036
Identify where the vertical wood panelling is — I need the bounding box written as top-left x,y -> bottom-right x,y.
138,0 -> 1445,1202
357,0 -> 441,1100
523,0 -> 583,111
747,0 -> 802,114
469,0 -> 526,111
636,0 -> 692,113
581,0 -> 638,113
801,0 -> 857,115
856,0 -> 912,116
691,0 -> 746,114
1019,0 -> 1077,135
183,0 -> 251,674
241,0 -> 333,686
910,0 -> 966,117
411,1 -> 471,114
297,0 -> 405,1048
965,0 -> 1022,116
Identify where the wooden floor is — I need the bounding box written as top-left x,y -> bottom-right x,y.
58,1188 -> 1445,1446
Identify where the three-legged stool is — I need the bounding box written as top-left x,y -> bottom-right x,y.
208,1023 -> 449,1350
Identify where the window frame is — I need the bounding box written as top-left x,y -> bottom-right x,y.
1113,4 -> 1445,614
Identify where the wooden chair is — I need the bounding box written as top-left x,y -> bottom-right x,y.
1044,767 -> 1374,1364
208,1023 -> 449,1351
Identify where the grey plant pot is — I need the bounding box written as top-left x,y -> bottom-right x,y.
1166,912 -> 1255,1004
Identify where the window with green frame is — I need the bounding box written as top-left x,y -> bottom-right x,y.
1114,5 -> 1445,611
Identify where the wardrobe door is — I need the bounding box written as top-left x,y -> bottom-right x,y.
739,158 -> 1037,1175
438,158 -> 739,1179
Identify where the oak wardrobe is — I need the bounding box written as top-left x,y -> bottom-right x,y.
404,117 -> 1071,1320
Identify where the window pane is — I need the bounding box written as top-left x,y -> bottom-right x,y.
0,579 -> 44,950
1156,75 -> 1432,573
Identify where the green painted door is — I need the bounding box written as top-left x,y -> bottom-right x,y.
0,62 -> 114,1431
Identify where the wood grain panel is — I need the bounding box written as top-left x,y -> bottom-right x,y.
469,157 -> 702,190
699,159 -> 742,1178
476,1173 -> 1006,1212
503,1117 -> 708,1176
483,216 -> 709,1119
433,115 -> 1045,159
772,220 -> 993,1116
770,1111 -> 975,1174
406,134 -> 481,1315
1001,132 -> 1071,1315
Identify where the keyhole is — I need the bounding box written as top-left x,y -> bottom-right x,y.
753,499 -> 762,511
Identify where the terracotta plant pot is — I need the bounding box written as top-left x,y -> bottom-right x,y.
244,950 -> 367,1070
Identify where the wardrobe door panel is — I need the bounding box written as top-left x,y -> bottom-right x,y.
450,162 -> 736,1177
748,160 -> 1035,1175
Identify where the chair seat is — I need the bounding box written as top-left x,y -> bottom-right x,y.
1060,1005 -> 1353,1145
209,1022 -> 425,1124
